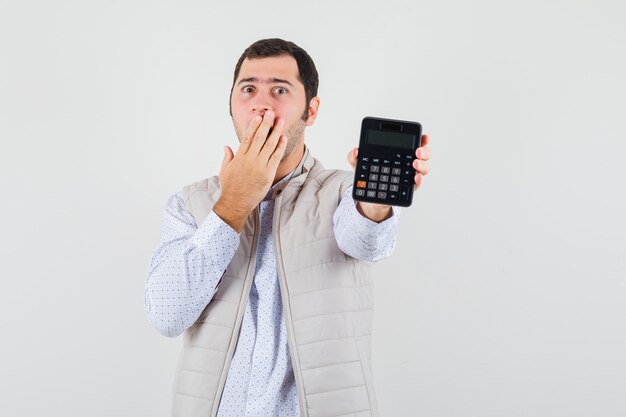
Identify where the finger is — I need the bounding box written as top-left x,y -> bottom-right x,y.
412,159 -> 430,175
259,117 -> 285,160
237,115 -> 263,155
248,111 -> 275,155
346,147 -> 358,170
221,146 -> 234,172
413,172 -> 423,191
268,135 -> 288,169
415,145 -> 431,161
415,134 -> 430,160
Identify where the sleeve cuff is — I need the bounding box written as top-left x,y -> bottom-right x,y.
334,186 -> 400,261
189,210 -> 241,250
350,200 -> 401,229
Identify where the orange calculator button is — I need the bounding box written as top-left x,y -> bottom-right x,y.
356,181 -> 367,189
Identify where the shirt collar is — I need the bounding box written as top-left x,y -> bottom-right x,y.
263,169 -> 295,201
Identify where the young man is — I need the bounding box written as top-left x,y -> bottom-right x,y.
145,38 -> 430,417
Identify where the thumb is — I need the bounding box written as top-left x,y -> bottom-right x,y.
346,147 -> 358,170
221,146 -> 234,172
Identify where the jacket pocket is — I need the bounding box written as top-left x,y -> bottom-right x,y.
356,337 -> 379,417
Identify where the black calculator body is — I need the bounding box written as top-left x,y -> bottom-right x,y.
352,117 -> 422,207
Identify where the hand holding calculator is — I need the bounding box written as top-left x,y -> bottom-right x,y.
352,117 -> 423,207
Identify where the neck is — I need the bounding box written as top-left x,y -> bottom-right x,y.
273,142 -> 305,185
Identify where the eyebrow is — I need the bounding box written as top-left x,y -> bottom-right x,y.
237,77 -> 294,87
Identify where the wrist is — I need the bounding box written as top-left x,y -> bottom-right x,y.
356,201 -> 393,223
213,198 -> 248,233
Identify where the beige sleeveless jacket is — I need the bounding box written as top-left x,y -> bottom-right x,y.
172,149 -> 380,417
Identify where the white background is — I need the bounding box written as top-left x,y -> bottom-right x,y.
1,1 -> 625,416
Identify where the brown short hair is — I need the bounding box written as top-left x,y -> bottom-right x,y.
229,38 -> 319,120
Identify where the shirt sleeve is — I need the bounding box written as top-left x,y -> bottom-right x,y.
333,186 -> 400,262
144,191 -> 240,337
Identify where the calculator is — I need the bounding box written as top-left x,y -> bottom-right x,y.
352,116 -> 422,207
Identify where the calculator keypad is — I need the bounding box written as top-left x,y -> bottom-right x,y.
354,152 -> 415,205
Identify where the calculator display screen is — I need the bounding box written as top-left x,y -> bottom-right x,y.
366,130 -> 415,149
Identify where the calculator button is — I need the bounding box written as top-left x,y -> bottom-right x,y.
372,157 -> 381,164
355,189 -> 365,197
360,164 -> 368,171
405,154 -> 413,160
389,184 -> 399,192
360,156 -> 370,163
367,182 -> 378,190
381,166 -> 390,174
399,187 -> 410,201
390,176 -> 400,184
358,172 -> 367,180
379,175 -> 389,183
391,168 -> 401,175
369,173 -> 379,181
389,193 -> 398,201
356,180 -> 367,188
394,153 -> 402,159
405,161 -> 413,167
370,165 -> 380,173
378,183 -> 388,191
382,159 -> 392,165
377,191 -> 387,199
401,178 -> 412,185
393,160 -> 402,167
403,169 -> 413,176
366,190 -> 376,198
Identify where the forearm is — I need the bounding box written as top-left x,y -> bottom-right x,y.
144,195 -> 240,337
334,187 -> 400,261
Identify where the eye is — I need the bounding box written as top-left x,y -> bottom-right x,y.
273,87 -> 288,95
242,86 -> 255,93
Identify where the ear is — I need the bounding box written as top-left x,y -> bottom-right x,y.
305,97 -> 320,126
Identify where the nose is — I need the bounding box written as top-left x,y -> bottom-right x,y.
251,92 -> 273,115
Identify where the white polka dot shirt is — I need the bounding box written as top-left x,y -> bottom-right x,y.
145,177 -> 399,417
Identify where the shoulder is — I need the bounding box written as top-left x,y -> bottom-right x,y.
181,176 -> 220,201
295,161 -> 353,205
179,176 -> 221,226
307,158 -> 353,191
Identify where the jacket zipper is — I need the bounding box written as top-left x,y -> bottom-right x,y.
211,207 -> 261,417
272,193 -> 308,417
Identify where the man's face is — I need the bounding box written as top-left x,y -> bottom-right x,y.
230,55 -> 315,160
